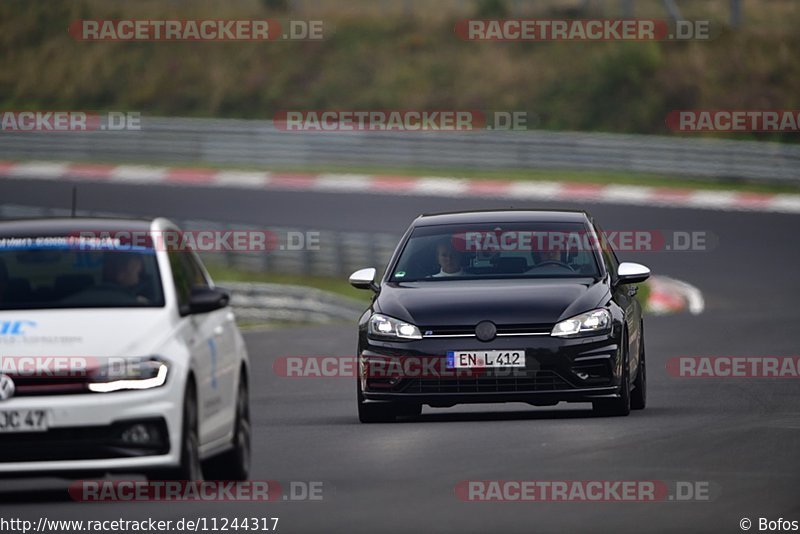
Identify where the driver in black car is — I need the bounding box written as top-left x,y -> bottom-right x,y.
538,247 -> 564,264
529,240 -> 575,273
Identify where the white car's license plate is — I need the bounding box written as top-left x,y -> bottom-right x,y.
0,409 -> 49,433
447,350 -> 525,368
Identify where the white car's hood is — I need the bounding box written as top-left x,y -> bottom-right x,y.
0,308 -> 175,358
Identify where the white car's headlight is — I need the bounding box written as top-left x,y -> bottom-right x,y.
551,309 -> 611,338
88,357 -> 169,393
368,313 -> 422,340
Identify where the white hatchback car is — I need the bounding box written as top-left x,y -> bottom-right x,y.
0,217 -> 250,481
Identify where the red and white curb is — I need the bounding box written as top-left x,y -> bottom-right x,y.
2,160 -> 799,214
647,275 -> 705,316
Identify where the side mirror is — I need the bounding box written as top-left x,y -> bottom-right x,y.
188,286 -> 230,314
349,267 -> 378,292
616,262 -> 650,285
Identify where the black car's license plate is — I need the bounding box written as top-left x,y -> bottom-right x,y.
447,350 -> 525,368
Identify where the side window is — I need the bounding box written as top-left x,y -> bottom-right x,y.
167,232 -> 209,314
168,249 -> 192,314
593,223 -> 619,278
185,252 -> 210,288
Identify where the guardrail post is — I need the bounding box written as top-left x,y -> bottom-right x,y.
662,0 -> 683,21
302,236 -> 313,277
730,0 -> 743,28
333,231 -> 345,278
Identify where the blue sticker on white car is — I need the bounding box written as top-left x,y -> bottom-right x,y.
0,320 -> 36,336
208,338 -> 219,390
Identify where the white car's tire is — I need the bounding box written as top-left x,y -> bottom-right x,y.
203,371 -> 251,481
148,379 -> 203,481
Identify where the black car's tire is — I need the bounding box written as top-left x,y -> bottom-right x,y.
357,379 -> 396,423
631,323 -> 646,411
358,402 -> 398,423
593,335 -> 631,417
151,379 -> 203,481
203,371 -> 251,481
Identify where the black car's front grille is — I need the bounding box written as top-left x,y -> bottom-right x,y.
401,370 -> 573,394
422,324 -> 553,337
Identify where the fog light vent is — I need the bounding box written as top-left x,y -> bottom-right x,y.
121,423 -> 158,446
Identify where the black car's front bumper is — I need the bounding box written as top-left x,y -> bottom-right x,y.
360,331 -> 622,406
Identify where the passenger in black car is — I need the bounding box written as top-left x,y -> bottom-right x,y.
432,239 -> 464,277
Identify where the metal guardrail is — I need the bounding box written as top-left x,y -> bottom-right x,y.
224,281 -> 363,323
1,117 -> 798,183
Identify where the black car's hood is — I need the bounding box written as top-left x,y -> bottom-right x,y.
376,278 -> 609,327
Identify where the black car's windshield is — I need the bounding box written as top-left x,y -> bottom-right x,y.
390,222 -> 601,282
0,236 -> 165,309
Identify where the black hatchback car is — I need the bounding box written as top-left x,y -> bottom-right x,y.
349,210 -> 650,422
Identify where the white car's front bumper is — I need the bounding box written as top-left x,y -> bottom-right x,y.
0,382 -> 182,474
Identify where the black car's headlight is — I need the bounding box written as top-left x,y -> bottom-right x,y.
551,309 -> 611,338
88,357 -> 169,393
368,313 -> 422,341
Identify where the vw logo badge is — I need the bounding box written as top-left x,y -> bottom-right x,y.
475,321 -> 497,342
0,374 -> 15,401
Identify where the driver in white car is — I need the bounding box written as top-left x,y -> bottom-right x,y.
103,253 -> 143,287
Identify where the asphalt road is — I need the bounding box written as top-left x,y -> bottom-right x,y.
0,177 -> 799,533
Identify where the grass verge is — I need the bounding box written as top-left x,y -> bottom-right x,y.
206,265 -> 372,303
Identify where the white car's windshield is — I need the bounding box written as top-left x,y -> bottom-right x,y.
0,237 -> 165,309
390,222 -> 601,282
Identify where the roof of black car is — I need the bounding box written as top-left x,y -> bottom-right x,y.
0,217 -> 155,236
414,210 -> 590,226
